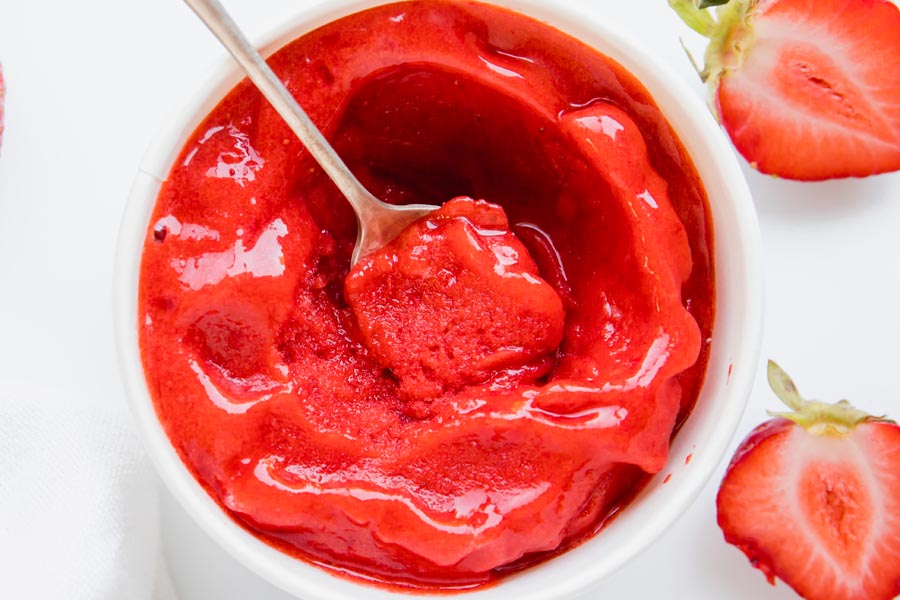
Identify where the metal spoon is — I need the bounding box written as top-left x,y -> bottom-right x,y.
183,0 -> 439,266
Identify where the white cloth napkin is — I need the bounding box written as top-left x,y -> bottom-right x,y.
0,379 -> 175,600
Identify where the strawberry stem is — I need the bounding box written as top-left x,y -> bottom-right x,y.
766,360 -> 891,436
668,0 -> 757,115
668,0 -> 717,37
678,37 -> 704,78
767,360 -> 805,410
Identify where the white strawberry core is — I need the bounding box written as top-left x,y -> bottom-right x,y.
785,426 -> 884,595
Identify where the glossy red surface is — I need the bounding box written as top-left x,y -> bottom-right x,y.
138,0 -> 714,590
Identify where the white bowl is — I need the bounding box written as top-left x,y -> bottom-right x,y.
114,1 -> 763,598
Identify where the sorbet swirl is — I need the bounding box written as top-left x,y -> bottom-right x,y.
139,0 -> 715,590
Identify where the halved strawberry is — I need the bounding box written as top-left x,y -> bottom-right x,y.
670,0 -> 900,180
717,361 -> 900,600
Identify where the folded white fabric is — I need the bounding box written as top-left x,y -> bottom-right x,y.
0,379 -> 170,600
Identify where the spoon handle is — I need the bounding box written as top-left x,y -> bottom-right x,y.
182,0 -> 379,212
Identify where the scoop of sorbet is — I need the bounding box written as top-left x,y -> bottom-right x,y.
345,197 -> 565,405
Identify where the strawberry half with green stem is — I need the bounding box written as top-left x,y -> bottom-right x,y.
717,361 -> 900,600
669,0 -> 900,180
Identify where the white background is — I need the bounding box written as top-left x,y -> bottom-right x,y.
1,1 -> 898,598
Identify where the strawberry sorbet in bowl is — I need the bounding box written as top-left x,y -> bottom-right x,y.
115,1 -> 763,598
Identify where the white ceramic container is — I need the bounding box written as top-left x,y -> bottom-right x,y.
115,1 -> 763,598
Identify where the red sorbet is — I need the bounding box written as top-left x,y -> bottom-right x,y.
138,0 -> 715,591
346,197 -> 566,404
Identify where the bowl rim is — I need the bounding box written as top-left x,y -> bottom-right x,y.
114,1 -> 764,598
